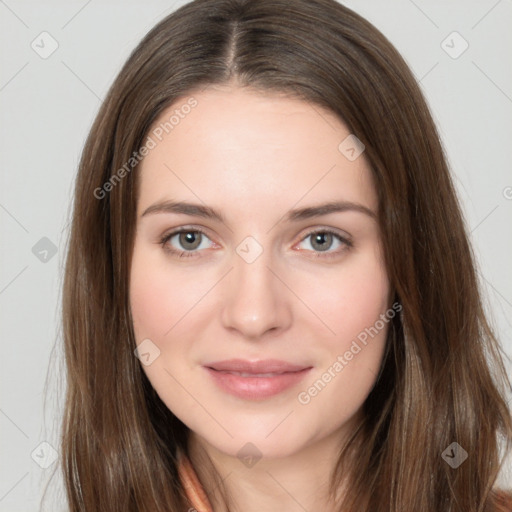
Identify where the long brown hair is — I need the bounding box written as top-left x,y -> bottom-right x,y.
58,0 -> 512,510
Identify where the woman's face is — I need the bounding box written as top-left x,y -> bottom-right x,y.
130,85 -> 391,459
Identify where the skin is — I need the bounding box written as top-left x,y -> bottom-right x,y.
130,83 -> 391,511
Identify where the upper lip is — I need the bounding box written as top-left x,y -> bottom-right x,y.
205,359 -> 311,374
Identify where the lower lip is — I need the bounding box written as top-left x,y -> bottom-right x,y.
204,367 -> 312,400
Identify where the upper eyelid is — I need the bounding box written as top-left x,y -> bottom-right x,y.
162,225 -> 214,242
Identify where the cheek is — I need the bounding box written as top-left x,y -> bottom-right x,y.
304,249 -> 390,351
130,246 -> 206,341
129,246 -> 203,411
294,250 -> 391,417
130,263 -> 172,341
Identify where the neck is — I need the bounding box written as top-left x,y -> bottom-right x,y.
187,418 -> 363,512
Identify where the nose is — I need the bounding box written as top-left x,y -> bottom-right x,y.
220,247 -> 293,341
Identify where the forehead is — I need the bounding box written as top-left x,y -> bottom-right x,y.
137,86 -> 376,217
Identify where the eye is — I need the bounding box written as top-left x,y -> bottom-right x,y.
295,229 -> 352,258
160,228 -> 215,258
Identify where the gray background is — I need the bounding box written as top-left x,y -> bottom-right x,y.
1,0 -> 511,510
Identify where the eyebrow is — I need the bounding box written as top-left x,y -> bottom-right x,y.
140,199 -> 376,223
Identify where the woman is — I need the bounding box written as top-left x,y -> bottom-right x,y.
60,0 -> 512,510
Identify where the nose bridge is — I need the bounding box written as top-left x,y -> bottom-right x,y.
220,237 -> 291,338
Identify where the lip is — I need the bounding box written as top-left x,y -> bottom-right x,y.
203,359 -> 312,400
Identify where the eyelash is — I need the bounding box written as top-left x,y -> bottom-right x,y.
159,227 -> 353,260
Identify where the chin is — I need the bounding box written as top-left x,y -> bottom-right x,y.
196,426 -> 312,463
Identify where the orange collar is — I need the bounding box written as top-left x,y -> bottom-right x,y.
177,449 -> 214,512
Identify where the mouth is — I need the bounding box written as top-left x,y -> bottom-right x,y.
203,359 -> 312,400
